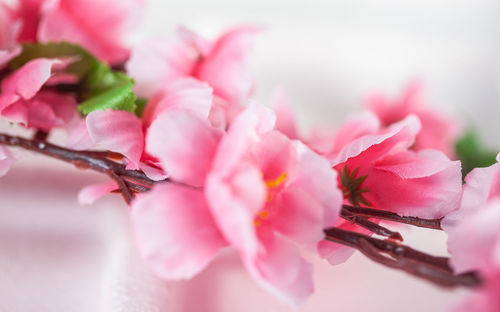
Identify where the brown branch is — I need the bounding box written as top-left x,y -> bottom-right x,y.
342,205 -> 442,230
324,227 -> 481,288
340,209 -> 403,241
0,133 -> 161,186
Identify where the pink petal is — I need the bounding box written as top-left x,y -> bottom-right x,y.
0,146 -> 16,176
326,110 -> 380,159
139,161 -> 168,181
270,188 -> 325,248
1,90 -> 76,130
212,104 -> 276,177
271,88 -> 299,140
130,183 -> 227,280
361,150 -> 462,218
126,36 -> 197,97
86,109 -> 144,170
206,165 -> 266,255
77,181 -> 118,205
332,114 -> 421,166
243,230 -> 314,305
442,158 -> 500,232
0,58 -> 61,102
146,110 -> 222,186
195,26 -> 261,106
447,200 -> 500,275
0,46 -> 21,69
65,115 -> 95,150
141,78 -> 213,128
288,141 -> 343,228
38,0 -> 142,64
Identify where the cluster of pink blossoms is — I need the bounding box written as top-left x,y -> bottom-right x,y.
0,0 -> 498,308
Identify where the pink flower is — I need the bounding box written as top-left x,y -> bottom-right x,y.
366,82 -> 462,158
126,26 -> 260,126
319,114 -> 463,265
85,78 -> 212,172
4,0 -> 143,64
131,104 -> 342,304
0,58 -> 77,131
442,154 -> 500,277
78,78 -> 212,204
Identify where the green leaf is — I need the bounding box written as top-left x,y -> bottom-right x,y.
9,42 -> 143,116
8,42 -> 97,78
77,84 -> 137,115
455,129 -> 498,178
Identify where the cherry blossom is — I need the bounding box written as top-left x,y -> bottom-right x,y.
131,104 -> 342,304
319,114 -> 462,264
126,26 -> 260,126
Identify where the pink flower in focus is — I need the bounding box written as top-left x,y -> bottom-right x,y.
131,104 -> 342,304
126,26 -> 260,126
366,82 -> 461,158
319,114 -> 463,265
0,58 -> 76,131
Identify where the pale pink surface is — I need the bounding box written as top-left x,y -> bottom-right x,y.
131,183 -> 227,280
86,110 -> 144,170
0,146 -> 16,176
0,4 -> 21,49
37,0 -> 143,64
127,26 -> 259,124
367,82 -> 461,158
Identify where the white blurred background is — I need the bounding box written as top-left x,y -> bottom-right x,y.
1,0 -> 499,311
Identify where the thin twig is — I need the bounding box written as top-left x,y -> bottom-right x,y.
340,209 -> 403,241
0,133 -> 160,185
342,205 -> 442,230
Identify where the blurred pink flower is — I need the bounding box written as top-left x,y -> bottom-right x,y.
319,114 -> 462,265
131,104 -> 342,305
3,0 -> 143,64
0,58 -> 76,130
443,154 -> 500,312
126,26 -> 260,127
366,82 -> 461,158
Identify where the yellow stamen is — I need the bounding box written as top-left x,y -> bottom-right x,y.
253,219 -> 263,227
265,173 -> 288,188
258,210 -> 270,219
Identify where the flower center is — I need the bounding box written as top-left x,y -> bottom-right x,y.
254,172 -> 288,227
